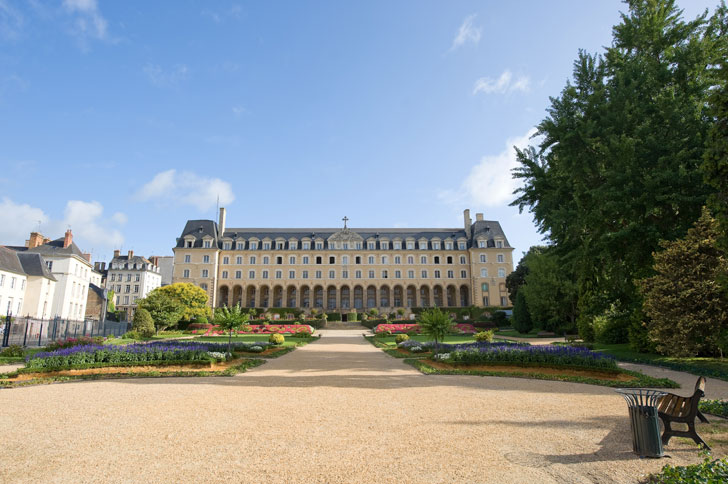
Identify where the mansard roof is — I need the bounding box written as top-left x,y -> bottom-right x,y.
25,237 -> 88,261
175,218 -> 511,249
17,253 -> 57,281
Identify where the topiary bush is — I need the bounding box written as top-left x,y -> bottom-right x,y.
512,291 -> 532,333
395,334 -> 409,344
132,308 -> 156,338
269,333 -> 285,345
474,330 -> 494,343
122,330 -> 141,339
490,311 -> 508,327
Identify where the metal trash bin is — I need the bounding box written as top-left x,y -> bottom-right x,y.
615,388 -> 667,458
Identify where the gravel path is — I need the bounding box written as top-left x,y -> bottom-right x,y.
0,330 -> 721,484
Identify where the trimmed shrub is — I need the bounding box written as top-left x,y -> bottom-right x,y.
326,312 -> 342,322
269,333 -> 285,345
512,291 -> 532,333
348,310 -> 359,322
132,308 -> 156,338
395,334 -> 409,344
122,330 -> 141,339
0,345 -> 24,357
474,330 -> 494,343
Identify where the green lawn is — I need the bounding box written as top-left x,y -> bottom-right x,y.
593,343 -> 728,381
193,335 -> 315,347
104,332 -> 192,345
373,334 -> 478,348
494,329 -> 557,338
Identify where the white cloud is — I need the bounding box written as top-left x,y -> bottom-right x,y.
111,212 -> 128,225
0,197 -> 49,245
232,105 -> 246,117
473,70 -> 530,95
63,200 -> 124,248
451,14 -> 481,50
135,169 -> 235,211
0,197 -> 124,249
63,0 -> 108,42
144,63 -> 189,87
439,128 -> 538,208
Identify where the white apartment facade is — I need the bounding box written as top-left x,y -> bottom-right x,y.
0,247 -> 28,316
25,230 -> 93,321
106,250 -> 162,320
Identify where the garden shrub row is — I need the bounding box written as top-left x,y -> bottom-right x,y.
26,343 -> 213,369
437,343 -> 618,370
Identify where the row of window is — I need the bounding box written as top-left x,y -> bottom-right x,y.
1,296 -> 22,315
111,284 -> 141,294
188,239 -> 506,250
185,267 -> 506,280
0,274 -> 25,291
184,253 -> 506,265
110,273 -> 141,282
116,295 -> 139,306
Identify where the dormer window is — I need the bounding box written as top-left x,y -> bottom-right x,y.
433,242 -> 440,250
250,242 -> 258,250
236,241 -> 244,250
276,242 -> 284,250
204,240 -> 211,248
419,241 -> 427,250
458,242 -> 466,250
407,242 -> 414,250
445,242 -> 453,250
303,242 -> 310,250
223,242 -> 231,250
394,242 -> 401,250
380,241 -> 389,250
356,242 -> 362,249
316,242 -> 323,250
290,241 -> 297,250
263,242 -> 271,250
343,242 -> 348,250
478,240 -> 486,248
496,240 -> 503,248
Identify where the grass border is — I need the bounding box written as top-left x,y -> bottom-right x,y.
0,359 -> 265,388
405,359 -> 679,388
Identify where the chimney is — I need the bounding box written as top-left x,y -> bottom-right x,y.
219,207 -> 227,236
26,232 -> 45,249
63,229 -> 73,248
83,253 -> 91,262
128,250 -> 134,259
476,213 -> 484,222
463,209 -> 473,239
113,249 -> 120,258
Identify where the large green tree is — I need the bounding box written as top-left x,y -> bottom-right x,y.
519,249 -> 579,333
154,283 -> 211,321
137,292 -> 184,332
512,0 -> 725,327
639,208 -> 728,357
702,3 -> 728,250
505,246 -> 547,302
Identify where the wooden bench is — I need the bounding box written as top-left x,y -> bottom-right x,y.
657,376 -> 710,450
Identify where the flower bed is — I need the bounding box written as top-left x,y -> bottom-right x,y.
26,342 -> 213,370
196,324 -> 314,336
435,342 -> 617,370
374,323 -> 477,334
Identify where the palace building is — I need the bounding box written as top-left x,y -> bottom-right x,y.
172,208 -> 514,313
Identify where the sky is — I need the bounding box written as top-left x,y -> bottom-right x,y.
0,0 -> 719,264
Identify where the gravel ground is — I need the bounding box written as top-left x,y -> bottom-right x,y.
0,330 -> 722,484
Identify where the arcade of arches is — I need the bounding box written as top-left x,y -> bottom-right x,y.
217,283 -> 470,310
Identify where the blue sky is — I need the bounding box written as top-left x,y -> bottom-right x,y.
0,0 -> 718,264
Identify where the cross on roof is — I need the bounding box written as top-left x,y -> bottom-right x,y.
342,216 -> 349,229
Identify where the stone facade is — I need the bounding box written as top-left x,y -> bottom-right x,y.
105,251 -> 162,320
172,208 -> 515,312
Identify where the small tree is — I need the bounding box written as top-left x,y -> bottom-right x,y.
396,308 -> 406,319
138,292 -> 184,333
640,208 -> 728,357
214,305 -> 252,356
418,307 -> 454,351
107,290 -> 116,313
154,283 -> 211,321
132,308 -> 155,338
512,291 -> 532,334
369,308 -> 379,317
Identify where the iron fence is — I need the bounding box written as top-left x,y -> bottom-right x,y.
1,316 -> 130,348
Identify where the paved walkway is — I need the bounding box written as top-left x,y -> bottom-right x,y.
0,330 -> 723,484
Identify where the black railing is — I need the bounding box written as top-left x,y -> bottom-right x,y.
1,315 -> 130,348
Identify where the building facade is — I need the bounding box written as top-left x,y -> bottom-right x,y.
173,208 -> 514,312
106,250 -> 162,320
0,246 -> 58,319
22,230 -> 92,321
